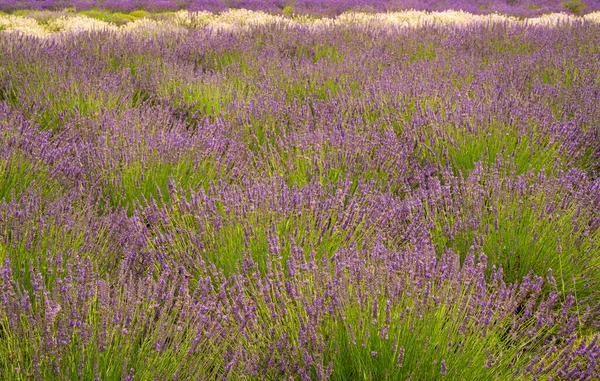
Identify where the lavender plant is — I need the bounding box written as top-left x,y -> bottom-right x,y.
2,0 -> 600,16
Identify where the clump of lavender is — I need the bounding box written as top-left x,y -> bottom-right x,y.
0,256 -> 234,380
0,105 -> 53,201
423,160 -> 600,296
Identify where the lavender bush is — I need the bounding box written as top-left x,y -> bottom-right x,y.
1,0 -> 600,16
1,6 -> 600,381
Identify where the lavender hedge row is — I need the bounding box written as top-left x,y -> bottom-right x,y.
1,14 -> 600,380
1,0 -> 600,16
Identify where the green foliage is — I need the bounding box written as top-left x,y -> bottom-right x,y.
162,80 -> 232,118
421,121 -> 562,176
142,184 -> 373,278
328,301 -> 522,380
0,218 -> 84,295
237,253 -> 558,381
129,10 -> 151,18
427,167 -> 599,297
405,41 -> 437,63
80,9 -> 138,24
0,273 -> 229,380
105,157 -> 221,215
10,10 -> 31,17
283,5 -> 294,17
0,156 -> 48,202
313,44 -> 343,63
561,0 -> 587,14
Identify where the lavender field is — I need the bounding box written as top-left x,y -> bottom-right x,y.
1,2 -> 600,380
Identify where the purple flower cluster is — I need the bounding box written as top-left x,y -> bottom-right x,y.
1,11 -> 600,381
1,0 -> 600,15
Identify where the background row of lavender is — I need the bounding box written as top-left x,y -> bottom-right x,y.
1,0 -> 600,16
1,12 -> 600,381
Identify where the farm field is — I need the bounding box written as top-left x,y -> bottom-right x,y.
1,2 -> 600,380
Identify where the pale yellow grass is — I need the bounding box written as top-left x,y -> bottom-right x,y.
1,10 -> 599,38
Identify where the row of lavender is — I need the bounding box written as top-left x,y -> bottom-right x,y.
1,16 -> 600,380
1,0 -> 599,16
